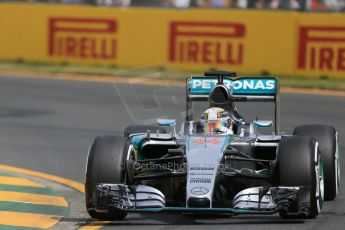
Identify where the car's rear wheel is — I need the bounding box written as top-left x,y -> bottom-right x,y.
277,136 -> 323,219
294,125 -> 339,201
85,135 -> 129,220
124,125 -> 167,138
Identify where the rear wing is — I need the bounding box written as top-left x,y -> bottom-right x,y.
186,75 -> 280,134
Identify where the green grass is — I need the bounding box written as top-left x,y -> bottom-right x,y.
0,60 -> 344,90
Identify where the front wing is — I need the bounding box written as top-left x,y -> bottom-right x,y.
89,184 -> 312,216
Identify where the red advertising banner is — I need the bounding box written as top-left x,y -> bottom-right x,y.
48,18 -> 118,60
169,21 -> 245,66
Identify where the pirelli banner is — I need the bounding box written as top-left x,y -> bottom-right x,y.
0,4 -> 344,78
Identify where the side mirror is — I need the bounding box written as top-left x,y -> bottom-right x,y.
157,119 -> 176,127
253,120 -> 273,128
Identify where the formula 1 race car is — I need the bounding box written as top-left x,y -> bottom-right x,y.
85,71 -> 340,220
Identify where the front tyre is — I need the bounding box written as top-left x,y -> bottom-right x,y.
277,136 -> 324,219
294,125 -> 339,201
85,135 -> 129,220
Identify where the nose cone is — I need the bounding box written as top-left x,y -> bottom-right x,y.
186,135 -> 230,207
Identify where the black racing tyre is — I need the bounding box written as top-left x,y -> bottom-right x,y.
85,135 -> 129,220
124,125 -> 167,138
294,125 -> 339,201
277,136 -> 323,219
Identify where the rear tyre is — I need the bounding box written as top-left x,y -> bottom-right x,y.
85,135 -> 129,220
124,125 -> 167,138
277,136 -> 323,219
294,125 -> 339,201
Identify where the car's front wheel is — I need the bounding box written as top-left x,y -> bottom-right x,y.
277,136 -> 324,219
294,124 -> 339,201
85,135 -> 129,220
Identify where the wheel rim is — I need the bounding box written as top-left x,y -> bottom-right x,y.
315,143 -> 324,213
335,133 -> 340,196
126,144 -> 135,161
124,144 -> 135,184
319,155 -> 325,206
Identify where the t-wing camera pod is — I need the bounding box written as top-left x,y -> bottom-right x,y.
204,71 -> 237,85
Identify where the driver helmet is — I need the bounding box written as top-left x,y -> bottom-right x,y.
201,107 -> 234,134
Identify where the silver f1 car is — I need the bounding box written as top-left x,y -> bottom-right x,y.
85,71 -> 340,220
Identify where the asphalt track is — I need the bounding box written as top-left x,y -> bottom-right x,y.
0,75 -> 344,230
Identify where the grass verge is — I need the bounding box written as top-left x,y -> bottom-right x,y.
0,61 -> 344,90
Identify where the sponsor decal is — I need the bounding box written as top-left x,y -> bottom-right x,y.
190,167 -> 214,171
192,137 -> 221,145
298,26 -> 345,71
48,17 -> 118,60
169,21 -> 245,65
190,78 -> 276,95
190,187 -> 209,195
190,178 -> 211,184
189,173 -> 213,176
